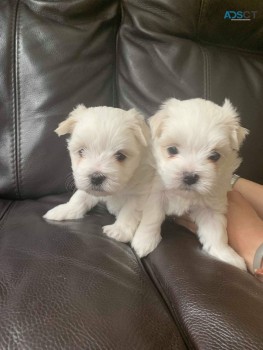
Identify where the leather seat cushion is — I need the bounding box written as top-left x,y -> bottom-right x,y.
0,195 -> 186,350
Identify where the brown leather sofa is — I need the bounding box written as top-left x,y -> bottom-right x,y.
1,0 -> 263,349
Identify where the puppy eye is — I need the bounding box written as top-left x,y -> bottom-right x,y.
167,146 -> 178,156
209,151 -> 221,162
115,151 -> 127,162
78,149 -> 85,157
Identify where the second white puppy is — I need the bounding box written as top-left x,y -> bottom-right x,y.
132,98 -> 248,270
44,105 -> 152,243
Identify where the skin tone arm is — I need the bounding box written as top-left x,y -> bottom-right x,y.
227,180 -> 263,274
232,178 -> 263,220
175,177 -> 263,276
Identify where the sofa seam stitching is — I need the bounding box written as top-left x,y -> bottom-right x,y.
207,47 -> 211,99
11,0 -> 20,198
197,0 -> 208,100
200,45 -> 210,99
114,0 -> 123,108
197,0 -> 205,40
16,3 -> 23,198
112,2 -> 118,107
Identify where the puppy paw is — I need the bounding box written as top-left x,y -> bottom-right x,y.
131,231 -> 162,258
208,245 -> 247,271
43,204 -> 84,221
103,223 -> 134,243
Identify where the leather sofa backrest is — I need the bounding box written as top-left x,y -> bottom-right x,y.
1,0 -> 263,200
117,0 -> 263,183
0,0 -> 120,199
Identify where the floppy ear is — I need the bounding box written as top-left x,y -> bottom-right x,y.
148,110 -> 166,139
222,99 -> 249,150
127,109 -> 149,147
149,98 -> 179,139
231,125 -> 249,150
55,104 -> 86,136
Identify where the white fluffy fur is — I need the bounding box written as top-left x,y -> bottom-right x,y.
44,105 -> 153,243
132,98 -> 249,270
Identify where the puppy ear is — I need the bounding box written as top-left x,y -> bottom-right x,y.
222,99 -> 249,150
148,111 -> 165,139
149,98 -> 179,138
55,104 -> 86,136
127,109 -> 149,147
231,125 -> 249,150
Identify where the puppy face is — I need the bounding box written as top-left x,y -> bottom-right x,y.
150,98 -> 248,195
56,105 -> 148,196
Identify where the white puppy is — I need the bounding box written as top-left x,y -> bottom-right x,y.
132,98 -> 249,270
44,105 -> 152,243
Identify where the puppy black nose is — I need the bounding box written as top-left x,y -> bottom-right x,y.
183,172 -> 199,186
90,172 -> 106,186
